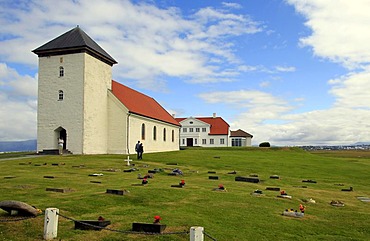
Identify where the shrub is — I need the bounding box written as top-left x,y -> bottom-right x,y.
259,142 -> 271,147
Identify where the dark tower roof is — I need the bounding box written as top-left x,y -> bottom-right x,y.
32,26 -> 117,66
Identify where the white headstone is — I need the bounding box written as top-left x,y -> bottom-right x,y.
126,156 -> 132,166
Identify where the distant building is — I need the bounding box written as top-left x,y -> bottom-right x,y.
230,129 -> 253,147
33,26 -> 180,154
176,114 -> 253,147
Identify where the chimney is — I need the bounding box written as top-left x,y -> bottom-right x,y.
213,113 -> 216,118
172,114 -> 175,118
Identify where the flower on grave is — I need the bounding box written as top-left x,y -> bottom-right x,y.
154,215 -> 162,223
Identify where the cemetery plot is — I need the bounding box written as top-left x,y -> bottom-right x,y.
302,179 -> 317,183
132,222 -> 166,233
46,188 -> 73,193
209,176 -> 219,180
235,176 -> 260,183
106,189 -> 128,195
74,220 -> 111,230
266,187 -> 280,191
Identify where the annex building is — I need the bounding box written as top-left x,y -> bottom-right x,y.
33,26 -> 180,154
176,114 -> 253,147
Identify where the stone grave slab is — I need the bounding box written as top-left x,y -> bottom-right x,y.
171,185 -> 184,188
90,181 -> 102,184
266,187 -> 280,191
166,163 -> 178,165
106,189 -> 127,195
270,175 -> 280,179
132,223 -> 166,233
209,176 -> 219,180
357,196 -> 370,202
302,179 -> 317,183
235,176 -> 260,183
43,176 -> 55,179
341,187 -> 353,192
4,176 -> 16,179
74,220 -> 111,230
208,171 -> 216,174
46,188 -> 72,193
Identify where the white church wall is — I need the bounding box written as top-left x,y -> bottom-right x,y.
128,114 -> 180,155
37,53 -> 85,154
107,91 -> 129,154
82,54 -> 112,154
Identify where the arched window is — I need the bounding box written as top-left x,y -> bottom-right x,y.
153,126 -> 157,140
172,130 -> 175,142
59,66 -> 64,77
58,90 -> 64,100
163,128 -> 166,141
141,123 -> 145,140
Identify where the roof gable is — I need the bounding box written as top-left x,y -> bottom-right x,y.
32,26 -> 117,66
176,116 -> 229,135
175,117 -> 210,127
230,129 -> 253,138
111,80 -> 180,126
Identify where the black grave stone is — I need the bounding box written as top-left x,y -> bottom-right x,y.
266,187 -> 280,191
209,176 -> 219,180
235,176 -> 260,183
74,220 -> 111,230
132,223 -> 166,233
106,189 -> 126,195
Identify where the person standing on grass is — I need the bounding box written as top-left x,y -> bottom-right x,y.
138,143 -> 144,160
135,141 -> 140,159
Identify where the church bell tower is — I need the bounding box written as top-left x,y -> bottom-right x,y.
33,26 -> 117,154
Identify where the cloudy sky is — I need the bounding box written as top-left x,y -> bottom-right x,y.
1,0 -> 370,146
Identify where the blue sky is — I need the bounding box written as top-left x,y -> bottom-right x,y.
1,0 -> 370,146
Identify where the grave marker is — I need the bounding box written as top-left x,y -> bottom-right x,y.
74,220 -> 111,230
132,223 -> 166,233
209,176 -> 219,180
235,176 -> 259,183
125,156 -> 132,166
266,187 -> 280,191
106,189 -> 127,195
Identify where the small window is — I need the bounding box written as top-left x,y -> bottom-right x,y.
189,121 -> 193,124
60,57 -> 63,63
210,139 -> 214,144
59,66 -> 64,77
153,126 -> 157,140
183,128 -> 187,133
196,128 -> 200,132
182,139 -> 185,145
194,139 -> 198,145
202,139 -> 206,144
172,130 -> 174,142
58,90 -> 64,100
189,128 -> 193,132
220,138 -> 225,144
141,123 -> 145,140
202,128 -> 207,132
163,128 -> 166,141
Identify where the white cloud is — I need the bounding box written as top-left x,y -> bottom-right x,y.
275,66 -> 296,72
222,2 -> 242,9
286,0 -> 370,68
0,63 -> 37,141
0,0 -> 263,89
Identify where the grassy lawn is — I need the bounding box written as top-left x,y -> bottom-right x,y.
0,147 -> 369,241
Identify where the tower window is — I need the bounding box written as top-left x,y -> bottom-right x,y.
59,67 -> 64,77
58,90 -> 64,100
163,128 -> 166,141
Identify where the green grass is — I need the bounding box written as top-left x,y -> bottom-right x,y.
1,147 -> 369,241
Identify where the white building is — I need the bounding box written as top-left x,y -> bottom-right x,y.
175,114 -> 231,147
176,115 -> 253,147
33,26 -> 180,154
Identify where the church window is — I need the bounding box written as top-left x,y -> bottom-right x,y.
153,126 -> 157,140
163,128 -> 166,141
141,124 -> 145,140
59,66 -> 64,77
171,130 -> 174,142
58,90 -> 64,100
60,57 -> 63,63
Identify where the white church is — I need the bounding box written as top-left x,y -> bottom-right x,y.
33,26 -> 181,155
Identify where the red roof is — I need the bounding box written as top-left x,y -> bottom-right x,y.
175,117 -> 229,135
111,80 -> 180,126
230,129 -> 253,138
